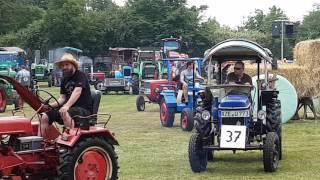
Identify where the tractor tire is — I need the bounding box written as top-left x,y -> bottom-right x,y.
58,137 -> 119,180
136,95 -> 145,111
160,100 -> 175,127
48,74 -> 52,87
14,94 -> 24,109
94,80 -> 104,91
0,88 -> 7,113
266,99 -> 282,160
132,75 -> 139,95
180,108 -> 194,131
189,133 -> 208,173
266,99 -> 281,132
263,132 -> 280,172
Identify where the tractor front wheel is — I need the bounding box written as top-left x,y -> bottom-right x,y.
94,80 -> 104,91
181,108 -> 194,131
160,100 -> 175,127
132,75 -> 139,95
189,133 -> 207,172
58,137 -> 119,180
0,88 -> 7,113
136,95 -> 145,111
263,132 -> 280,172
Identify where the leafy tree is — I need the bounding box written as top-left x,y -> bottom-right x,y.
0,0 -> 44,34
297,4 -> 320,41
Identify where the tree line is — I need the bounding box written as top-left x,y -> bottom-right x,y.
0,0 -> 319,59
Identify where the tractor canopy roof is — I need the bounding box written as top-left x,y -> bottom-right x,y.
161,58 -> 202,62
204,39 -> 273,64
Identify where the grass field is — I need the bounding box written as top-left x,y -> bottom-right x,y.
1,85 -> 320,180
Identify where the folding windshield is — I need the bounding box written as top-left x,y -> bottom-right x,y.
163,41 -> 180,53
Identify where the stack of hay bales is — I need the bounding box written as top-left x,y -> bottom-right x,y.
244,39 -> 320,98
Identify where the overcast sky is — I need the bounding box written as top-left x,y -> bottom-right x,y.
113,0 -> 319,28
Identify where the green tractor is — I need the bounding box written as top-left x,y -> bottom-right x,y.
0,51 -> 24,112
31,47 -> 83,87
131,37 -> 185,95
31,50 -> 54,87
131,50 -> 167,95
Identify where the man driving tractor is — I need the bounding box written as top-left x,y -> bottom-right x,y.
180,61 -> 204,103
38,53 -> 93,136
226,61 -> 252,85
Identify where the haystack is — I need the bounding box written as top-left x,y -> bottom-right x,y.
244,63 -> 320,97
294,39 -> 320,67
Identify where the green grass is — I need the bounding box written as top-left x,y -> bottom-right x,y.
1,85 -> 320,179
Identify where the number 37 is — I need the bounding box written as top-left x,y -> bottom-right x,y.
225,131 -> 241,143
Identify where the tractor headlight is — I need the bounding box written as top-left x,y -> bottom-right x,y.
258,110 -> 266,120
201,110 -> 211,121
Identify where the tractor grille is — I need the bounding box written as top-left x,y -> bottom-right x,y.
221,117 -> 245,125
35,67 -> 45,74
143,67 -> 155,79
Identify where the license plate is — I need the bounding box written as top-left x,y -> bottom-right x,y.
220,125 -> 246,149
221,110 -> 250,117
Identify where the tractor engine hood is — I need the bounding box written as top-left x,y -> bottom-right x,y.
0,75 -> 46,113
219,95 -> 250,109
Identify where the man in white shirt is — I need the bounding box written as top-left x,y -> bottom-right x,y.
180,61 -> 204,102
16,65 -> 31,89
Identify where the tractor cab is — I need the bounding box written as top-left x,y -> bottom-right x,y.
189,39 -> 282,173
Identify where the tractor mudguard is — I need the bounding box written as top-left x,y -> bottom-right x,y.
160,91 -> 177,108
56,127 -> 119,147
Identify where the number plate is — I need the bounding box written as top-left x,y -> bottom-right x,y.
220,125 -> 246,149
221,110 -> 250,117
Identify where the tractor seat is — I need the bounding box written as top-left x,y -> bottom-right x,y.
88,90 -> 102,126
73,90 -> 102,129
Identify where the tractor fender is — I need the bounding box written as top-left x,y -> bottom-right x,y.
160,91 -> 177,108
56,127 -> 119,147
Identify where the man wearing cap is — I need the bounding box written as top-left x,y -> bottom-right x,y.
38,53 -> 93,136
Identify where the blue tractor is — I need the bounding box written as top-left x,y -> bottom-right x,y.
159,58 -> 204,131
189,39 -> 282,173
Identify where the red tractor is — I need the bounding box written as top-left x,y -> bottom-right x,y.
0,75 -> 119,179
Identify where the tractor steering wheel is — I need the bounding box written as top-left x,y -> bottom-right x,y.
35,89 -> 60,109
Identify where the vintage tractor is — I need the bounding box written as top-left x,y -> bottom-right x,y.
136,58 -> 204,131
189,39 -> 282,173
46,47 -> 83,87
79,56 -> 105,85
0,75 -> 119,179
0,62 -> 24,112
131,50 -> 167,95
95,65 -> 133,94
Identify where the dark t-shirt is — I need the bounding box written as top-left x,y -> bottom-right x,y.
60,70 -> 93,112
226,72 -> 252,85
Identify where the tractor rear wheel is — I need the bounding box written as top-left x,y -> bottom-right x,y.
189,133 -> 207,172
132,75 -> 139,95
136,95 -> 145,111
160,100 -> 175,127
0,88 -> 7,113
58,137 -> 119,180
263,132 -> 280,172
181,108 -> 194,131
